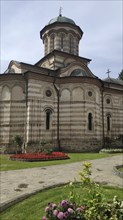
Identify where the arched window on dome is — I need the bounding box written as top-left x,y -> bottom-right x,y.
69,35 -> 74,54
44,37 -> 48,55
76,37 -> 79,55
50,34 -> 55,51
60,33 -> 65,51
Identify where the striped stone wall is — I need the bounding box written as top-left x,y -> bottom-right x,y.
24,77 -> 103,151
0,73 -> 123,152
0,76 -> 26,151
103,91 -> 123,138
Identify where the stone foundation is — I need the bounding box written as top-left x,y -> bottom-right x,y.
60,138 -> 102,152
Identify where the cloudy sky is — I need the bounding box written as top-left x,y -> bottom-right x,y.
1,0 -> 122,79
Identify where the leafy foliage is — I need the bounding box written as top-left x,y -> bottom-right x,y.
42,162 -> 123,220
12,135 -> 23,153
12,135 -> 23,148
118,69 -> 123,80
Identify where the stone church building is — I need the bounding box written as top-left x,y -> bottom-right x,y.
0,13 -> 123,152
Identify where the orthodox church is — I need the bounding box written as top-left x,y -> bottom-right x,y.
0,13 -> 123,152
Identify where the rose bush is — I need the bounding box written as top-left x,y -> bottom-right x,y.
42,200 -> 86,220
42,162 -> 123,220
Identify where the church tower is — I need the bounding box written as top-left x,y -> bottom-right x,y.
40,12 -> 83,56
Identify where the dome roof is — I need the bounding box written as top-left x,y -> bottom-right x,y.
103,77 -> 123,85
48,15 -> 76,25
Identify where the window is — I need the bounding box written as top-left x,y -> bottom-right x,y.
71,69 -> 86,76
69,37 -> 72,53
88,113 -> 93,131
107,114 -> 111,131
69,36 -> 73,53
61,33 -> 64,51
46,109 -> 52,130
50,34 -> 55,51
88,91 -> 92,97
106,98 -> 110,104
46,90 -> 52,97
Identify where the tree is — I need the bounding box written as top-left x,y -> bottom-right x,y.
118,69 -> 123,80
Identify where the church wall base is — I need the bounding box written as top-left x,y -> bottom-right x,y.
0,138 -> 102,154
59,138 -> 102,152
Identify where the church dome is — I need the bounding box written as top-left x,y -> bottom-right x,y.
40,13 -> 83,56
103,77 -> 123,85
48,15 -> 76,25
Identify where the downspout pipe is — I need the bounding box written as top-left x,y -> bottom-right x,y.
101,83 -> 105,148
23,73 -> 28,149
53,79 -> 61,152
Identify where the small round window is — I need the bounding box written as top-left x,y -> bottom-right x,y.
46,90 -> 52,97
106,98 -> 110,104
88,91 -> 92,97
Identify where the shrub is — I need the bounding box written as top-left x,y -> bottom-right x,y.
12,135 -> 23,153
42,162 -> 123,220
100,148 -> 123,153
40,140 -> 54,154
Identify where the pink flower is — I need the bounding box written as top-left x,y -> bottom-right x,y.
45,206 -> 49,212
68,208 -> 74,214
60,200 -> 69,207
57,211 -> 64,219
63,211 -> 69,218
42,216 -> 47,220
52,203 -> 57,208
53,209 -> 59,216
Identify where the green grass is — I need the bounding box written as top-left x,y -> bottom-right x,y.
0,153 -> 117,171
0,184 -> 123,220
119,166 -> 123,172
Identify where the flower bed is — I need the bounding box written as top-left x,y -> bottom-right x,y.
43,200 -> 86,220
9,152 -> 70,162
42,162 -> 123,220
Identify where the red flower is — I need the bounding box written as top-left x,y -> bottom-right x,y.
10,152 -> 69,161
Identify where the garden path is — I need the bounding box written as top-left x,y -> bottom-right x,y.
0,154 -> 123,211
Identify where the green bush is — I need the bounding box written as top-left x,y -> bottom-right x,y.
42,162 -> 123,220
100,148 -> 123,153
12,135 -> 23,153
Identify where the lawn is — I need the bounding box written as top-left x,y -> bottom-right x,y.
119,166 -> 123,172
0,184 -> 123,220
0,153 -> 117,171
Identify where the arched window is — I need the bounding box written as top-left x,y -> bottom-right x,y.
50,34 -> 55,50
69,35 -> 74,53
88,113 -> 93,131
69,37 -> 72,53
44,37 -> 48,55
50,34 -> 55,52
61,33 -> 64,51
71,69 -> 86,76
46,109 -> 52,130
107,114 -> 111,131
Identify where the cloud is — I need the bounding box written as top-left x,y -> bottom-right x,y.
1,0 -> 122,79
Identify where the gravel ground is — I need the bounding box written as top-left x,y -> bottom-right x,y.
0,154 -> 123,210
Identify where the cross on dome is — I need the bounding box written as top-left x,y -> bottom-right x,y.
106,69 -> 111,78
59,7 -> 63,16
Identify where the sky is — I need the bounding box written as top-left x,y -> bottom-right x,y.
0,0 -> 122,79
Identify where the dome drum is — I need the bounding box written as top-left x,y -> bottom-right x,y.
40,15 -> 83,56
